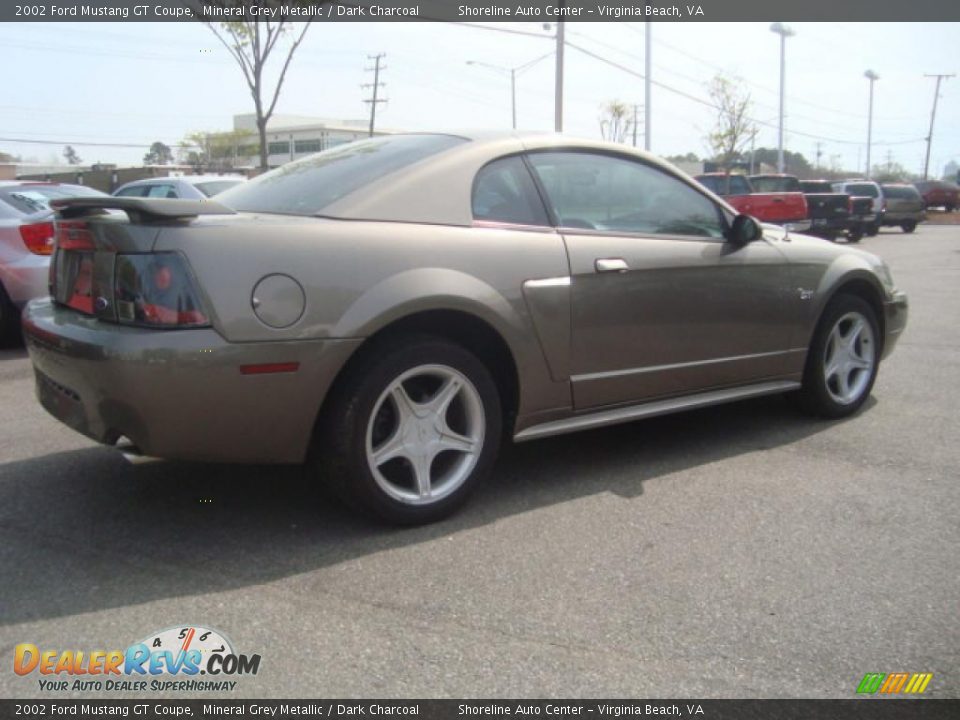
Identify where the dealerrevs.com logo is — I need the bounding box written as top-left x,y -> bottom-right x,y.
13,625 -> 260,693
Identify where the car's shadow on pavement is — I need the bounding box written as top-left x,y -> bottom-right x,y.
0,394 -> 870,626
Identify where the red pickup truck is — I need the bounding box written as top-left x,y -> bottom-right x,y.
695,173 -> 810,231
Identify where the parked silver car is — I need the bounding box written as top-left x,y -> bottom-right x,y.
832,180 -> 885,236
24,133 -> 908,523
0,181 -> 107,342
880,184 -> 926,233
113,175 -> 245,200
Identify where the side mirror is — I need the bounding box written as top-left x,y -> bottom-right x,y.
728,214 -> 762,245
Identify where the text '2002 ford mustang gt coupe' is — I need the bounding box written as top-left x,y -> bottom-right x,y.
24,132 -> 908,524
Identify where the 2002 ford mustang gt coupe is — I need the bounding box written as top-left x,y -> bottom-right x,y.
24,132 -> 908,524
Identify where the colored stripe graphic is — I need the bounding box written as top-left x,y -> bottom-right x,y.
857,672 -> 932,694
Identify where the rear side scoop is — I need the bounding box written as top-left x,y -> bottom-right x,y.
50,196 -> 237,222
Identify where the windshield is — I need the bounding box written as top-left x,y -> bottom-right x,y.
750,176 -> 801,193
800,182 -> 832,193
194,180 -> 244,197
881,185 -> 920,200
846,183 -> 879,198
216,135 -> 467,216
0,184 -> 105,216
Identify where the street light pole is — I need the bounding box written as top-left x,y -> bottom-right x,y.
466,53 -> 553,130
864,70 -> 879,179
770,23 -> 794,174
555,21 -> 565,132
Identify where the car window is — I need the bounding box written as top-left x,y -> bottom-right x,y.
0,184 -> 105,215
750,176 -> 801,192
115,185 -> 148,197
193,180 -> 243,197
698,174 -> 751,195
882,186 -> 920,200
146,184 -> 177,198
846,183 -> 879,198
472,156 -> 549,227
217,134 -> 467,216
529,151 -> 724,238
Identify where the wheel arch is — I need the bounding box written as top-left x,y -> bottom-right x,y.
315,307 -> 521,437
814,273 -> 887,354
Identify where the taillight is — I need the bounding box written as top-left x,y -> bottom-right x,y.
56,220 -> 95,250
19,222 -> 55,255
114,254 -> 209,328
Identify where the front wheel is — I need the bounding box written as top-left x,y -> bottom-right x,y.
901,221 -> 917,233
315,336 -> 502,524
798,295 -> 880,418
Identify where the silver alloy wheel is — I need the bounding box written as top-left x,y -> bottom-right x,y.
365,364 -> 485,505
823,311 -> 876,405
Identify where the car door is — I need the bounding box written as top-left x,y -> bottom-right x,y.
527,150 -> 798,410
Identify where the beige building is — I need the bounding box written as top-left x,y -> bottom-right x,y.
233,114 -> 394,168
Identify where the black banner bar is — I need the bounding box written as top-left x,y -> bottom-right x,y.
1,0 -> 959,23
2,700 -> 960,720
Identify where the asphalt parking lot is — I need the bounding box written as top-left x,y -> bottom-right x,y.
0,224 -> 957,699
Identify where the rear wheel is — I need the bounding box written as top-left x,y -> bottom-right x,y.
866,223 -> 880,236
901,221 -> 917,233
847,229 -> 863,244
315,336 -> 502,524
798,295 -> 879,418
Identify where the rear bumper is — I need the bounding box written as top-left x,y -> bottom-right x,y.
23,299 -> 361,463
882,290 -> 908,359
881,211 -> 926,224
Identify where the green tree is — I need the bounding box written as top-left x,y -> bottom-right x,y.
182,129 -> 256,170
750,147 -> 814,177
705,74 -> 755,174
63,145 -> 82,165
201,3 -> 312,170
0,150 -> 19,162
664,152 -> 701,164
143,141 -> 174,165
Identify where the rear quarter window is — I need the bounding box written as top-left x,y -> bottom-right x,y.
216,134 -> 467,216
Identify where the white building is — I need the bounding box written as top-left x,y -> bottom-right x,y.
233,113 -> 394,168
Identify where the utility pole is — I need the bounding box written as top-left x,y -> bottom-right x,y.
922,73 -> 954,180
554,21 -> 565,132
644,22 -> 651,151
631,104 -> 640,147
362,53 -> 387,138
815,141 -> 823,170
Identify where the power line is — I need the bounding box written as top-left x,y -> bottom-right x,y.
563,40 -> 926,149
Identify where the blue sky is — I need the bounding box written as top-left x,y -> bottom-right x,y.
0,21 -> 957,176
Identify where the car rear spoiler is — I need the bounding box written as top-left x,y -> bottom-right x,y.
50,197 -> 237,222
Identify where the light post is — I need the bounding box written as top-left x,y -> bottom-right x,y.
769,22 -> 794,173
864,70 -> 879,179
466,52 -> 553,130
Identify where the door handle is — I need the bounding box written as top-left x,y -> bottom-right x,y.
595,258 -> 629,273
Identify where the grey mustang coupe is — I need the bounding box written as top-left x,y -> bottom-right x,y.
24,133 -> 908,524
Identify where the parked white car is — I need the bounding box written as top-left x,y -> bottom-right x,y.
0,181 -> 107,343
113,175 -> 246,200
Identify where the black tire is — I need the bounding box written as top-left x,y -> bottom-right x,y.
0,283 -> 20,348
866,223 -> 879,237
946,205 -> 956,213
901,221 -> 917,233
314,335 -> 502,525
797,294 -> 880,419
847,230 -> 863,244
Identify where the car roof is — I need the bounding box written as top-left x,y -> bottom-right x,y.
118,175 -> 244,187
317,131 -> 723,226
